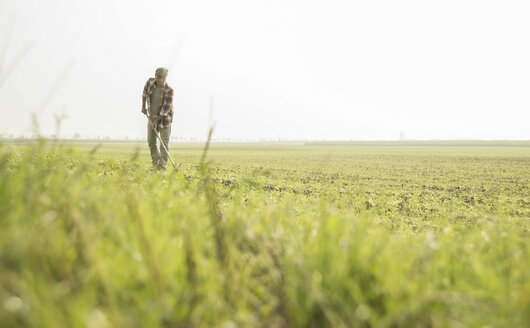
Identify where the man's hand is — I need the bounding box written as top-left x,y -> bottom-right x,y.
152,117 -> 161,132
141,107 -> 147,114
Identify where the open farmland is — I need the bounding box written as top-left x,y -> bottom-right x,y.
1,140 -> 529,327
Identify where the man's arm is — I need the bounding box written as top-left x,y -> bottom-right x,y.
158,88 -> 173,117
142,96 -> 147,114
141,80 -> 150,114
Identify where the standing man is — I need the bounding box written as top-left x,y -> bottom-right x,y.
142,67 -> 174,170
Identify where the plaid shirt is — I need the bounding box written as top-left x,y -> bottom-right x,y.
142,78 -> 173,129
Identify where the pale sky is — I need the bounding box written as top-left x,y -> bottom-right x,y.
1,0 -> 529,140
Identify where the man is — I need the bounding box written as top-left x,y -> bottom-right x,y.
141,67 -> 174,170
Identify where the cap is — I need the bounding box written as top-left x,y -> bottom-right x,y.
155,67 -> 168,77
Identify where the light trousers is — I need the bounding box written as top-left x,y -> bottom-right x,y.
147,123 -> 171,169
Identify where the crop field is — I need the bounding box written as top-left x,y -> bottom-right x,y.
1,140 -> 529,327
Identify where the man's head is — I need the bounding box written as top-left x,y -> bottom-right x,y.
155,67 -> 168,86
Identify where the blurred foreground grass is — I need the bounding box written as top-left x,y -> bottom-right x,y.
1,140 -> 529,327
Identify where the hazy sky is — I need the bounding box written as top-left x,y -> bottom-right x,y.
1,0 -> 529,140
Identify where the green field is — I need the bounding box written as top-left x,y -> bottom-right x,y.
1,140 -> 529,327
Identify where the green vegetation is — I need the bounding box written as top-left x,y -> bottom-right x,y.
1,140 -> 529,327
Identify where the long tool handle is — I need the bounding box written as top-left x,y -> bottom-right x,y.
144,113 -> 177,170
